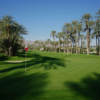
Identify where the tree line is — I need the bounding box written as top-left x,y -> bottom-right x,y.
50,9 -> 100,55
0,9 -> 100,56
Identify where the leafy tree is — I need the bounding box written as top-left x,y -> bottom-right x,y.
0,16 -> 27,56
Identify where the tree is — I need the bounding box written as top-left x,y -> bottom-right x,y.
72,21 -> 78,54
63,23 -> 73,54
65,33 -> 70,54
82,14 -> 94,55
93,9 -> 100,55
80,34 -> 85,53
56,32 -> 62,52
45,39 -> 51,51
62,32 -> 66,53
50,30 -> 56,51
0,16 -> 27,56
77,22 -> 82,53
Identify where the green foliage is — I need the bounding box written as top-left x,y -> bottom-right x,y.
48,9 -> 100,55
0,16 -> 27,56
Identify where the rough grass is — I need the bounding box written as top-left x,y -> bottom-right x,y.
0,51 -> 100,100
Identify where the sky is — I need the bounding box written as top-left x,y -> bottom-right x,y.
0,0 -> 100,41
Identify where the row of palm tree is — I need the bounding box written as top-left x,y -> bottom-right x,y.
0,16 -> 27,56
50,9 -> 100,55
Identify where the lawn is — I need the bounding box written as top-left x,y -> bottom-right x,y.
0,51 -> 100,100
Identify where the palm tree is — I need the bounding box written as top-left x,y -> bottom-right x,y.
50,30 -> 56,51
65,33 -> 70,54
96,9 -> 100,55
64,23 -> 73,54
80,34 -> 85,53
46,39 -> 51,51
82,14 -> 94,55
77,22 -> 82,54
72,21 -> 78,54
93,10 -> 100,55
0,16 -> 27,56
47,39 -> 51,47
62,32 -> 66,53
95,21 -> 100,55
56,32 -> 63,52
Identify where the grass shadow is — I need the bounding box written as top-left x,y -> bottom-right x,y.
30,54 -> 66,69
65,72 -> 100,100
17,51 -> 35,58
0,72 -> 48,100
0,53 -> 66,73
0,55 -> 8,61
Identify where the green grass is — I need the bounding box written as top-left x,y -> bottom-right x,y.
0,51 -> 100,100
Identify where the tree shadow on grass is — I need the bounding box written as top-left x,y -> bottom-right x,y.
65,73 -> 100,100
0,54 -> 66,73
0,55 -> 8,61
0,72 -> 48,100
17,51 -> 35,58
30,54 -> 66,70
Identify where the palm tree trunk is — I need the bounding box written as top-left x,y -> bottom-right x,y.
81,37 -> 83,54
67,40 -> 69,54
64,42 -> 66,53
8,46 -> 13,56
78,32 -> 80,54
87,31 -> 90,55
75,42 -> 78,54
67,45 -> 69,54
67,43 -> 69,54
58,39 -> 61,52
53,38 -> 56,52
5,49 -> 8,56
98,37 -> 100,55
96,36 -> 98,55
71,41 -> 73,54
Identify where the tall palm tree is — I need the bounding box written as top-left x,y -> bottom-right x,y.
80,34 -> 85,53
64,23 -> 73,54
62,32 -> 66,53
50,30 -> 56,51
72,21 -> 78,54
46,39 -> 51,51
93,10 -> 100,55
65,33 -> 70,54
47,39 -> 51,47
56,32 -> 63,52
77,22 -> 82,54
96,9 -> 100,55
82,14 -> 94,55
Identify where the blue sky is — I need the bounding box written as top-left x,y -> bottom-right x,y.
0,0 -> 100,41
